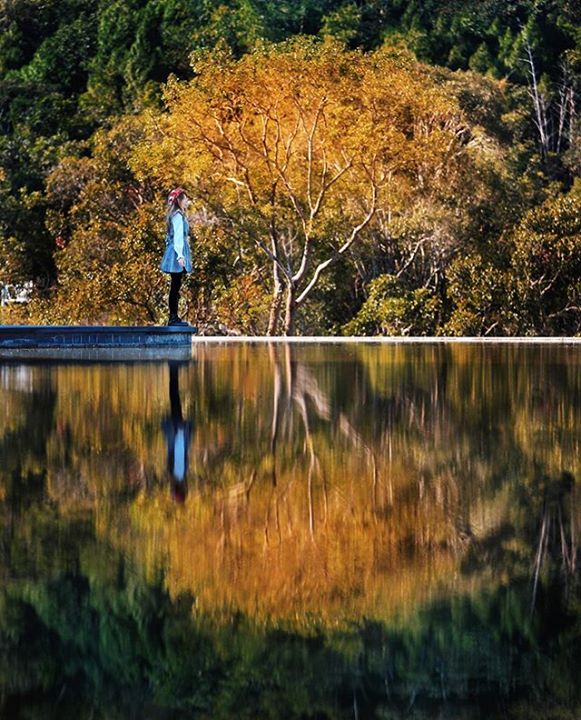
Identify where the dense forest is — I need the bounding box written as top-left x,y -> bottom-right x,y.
0,0 -> 579,334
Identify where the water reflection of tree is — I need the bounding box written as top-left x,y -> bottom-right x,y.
2,348 -> 579,621
1,349 -> 579,607
461,469 -> 578,614
0,351 -> 579,719
117,344 -> 580,627
268,343 -> 365,536
0,537 -> 578,719
0,366 -> 65,579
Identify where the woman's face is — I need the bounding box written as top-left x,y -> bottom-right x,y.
178,194 -> 190,211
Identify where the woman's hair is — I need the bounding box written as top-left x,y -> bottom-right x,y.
166,187 -> 186,224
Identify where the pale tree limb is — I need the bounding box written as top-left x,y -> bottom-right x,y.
292,157 -> 354,286
295,182 -> 378,306
303,97 -> 327,213
524,40 -> 550,158
212,114 -> 259,204
217,204 -> 292,283
396,238 -> 425,279
311,158 -> 354,218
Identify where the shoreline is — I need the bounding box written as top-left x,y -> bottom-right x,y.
0,325 -> 580,360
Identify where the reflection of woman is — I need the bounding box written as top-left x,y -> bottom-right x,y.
160,187 -> 193,326
162,362 -> 192,502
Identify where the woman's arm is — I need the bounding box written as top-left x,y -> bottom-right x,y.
171,213 -> 185,260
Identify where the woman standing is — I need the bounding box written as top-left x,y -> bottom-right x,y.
160,187 -> 193,326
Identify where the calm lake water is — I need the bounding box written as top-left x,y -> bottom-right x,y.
0,343 -> 579,720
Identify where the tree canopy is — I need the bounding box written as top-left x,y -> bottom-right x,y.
0,0 -> 579,334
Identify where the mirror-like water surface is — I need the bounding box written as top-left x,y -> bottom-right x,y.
0,343 -> 579,719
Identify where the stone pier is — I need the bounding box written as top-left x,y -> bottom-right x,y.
0,325 -> 197,359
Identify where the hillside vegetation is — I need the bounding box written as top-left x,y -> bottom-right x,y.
0,0 -> 579,334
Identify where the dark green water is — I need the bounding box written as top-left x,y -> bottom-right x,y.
0,343 -> 579,720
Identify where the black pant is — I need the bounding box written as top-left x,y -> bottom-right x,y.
169,271 -> 184,317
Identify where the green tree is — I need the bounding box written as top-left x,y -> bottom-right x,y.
510,185 -> 581,334
444,252 -> 515,336
469,41 -> 494,74
342,273 -> 442,336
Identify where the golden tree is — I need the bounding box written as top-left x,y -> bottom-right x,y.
134,40 -> 471,335
10,117 -> 165,326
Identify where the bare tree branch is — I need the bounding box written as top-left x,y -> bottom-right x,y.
295,182 -> 378,306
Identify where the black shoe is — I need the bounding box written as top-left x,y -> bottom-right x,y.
168,315 -> 190,327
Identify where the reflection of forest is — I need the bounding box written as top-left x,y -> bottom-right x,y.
0,346 -> 579,719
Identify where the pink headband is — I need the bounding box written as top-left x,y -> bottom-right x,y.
168,187 -> 186,204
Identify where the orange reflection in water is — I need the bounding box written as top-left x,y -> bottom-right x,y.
2,343 -> 579,626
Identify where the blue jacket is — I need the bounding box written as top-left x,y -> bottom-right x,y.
160,211 -> 193,273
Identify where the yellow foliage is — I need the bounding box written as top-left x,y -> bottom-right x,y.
132,42 -> 471,333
